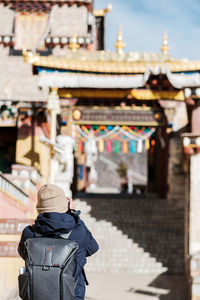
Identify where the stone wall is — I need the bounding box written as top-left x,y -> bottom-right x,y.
188,153 -> 200,300
189,153 -> 200,255
0,46 -> 48,102
167,136 -> 186,208
50,5 -> 88,37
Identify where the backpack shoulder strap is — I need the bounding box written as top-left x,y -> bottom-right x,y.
82,268 -> 89,286
32,225 -> 42,237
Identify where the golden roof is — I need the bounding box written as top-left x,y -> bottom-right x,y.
58,89 -> 185,100
24,49 -> 200,74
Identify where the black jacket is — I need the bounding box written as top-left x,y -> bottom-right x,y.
18,210 -> 99,300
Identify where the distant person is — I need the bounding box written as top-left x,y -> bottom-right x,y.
85,130 -> 98,192
127,168 -> 134,194
18,184 -> 99,300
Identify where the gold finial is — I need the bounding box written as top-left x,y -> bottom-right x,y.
68,33 -> 80,52
23,48 -> 35,63
106,3 -> 113,12
93,3 -> 112,17
161,31 -> 170,55
115,25 -> 126,54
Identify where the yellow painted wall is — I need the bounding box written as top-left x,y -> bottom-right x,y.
16,135 -> 50,184
0,234 -> 24,300
0,257 -> 24,299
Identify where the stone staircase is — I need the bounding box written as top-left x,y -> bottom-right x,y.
76,196 -> 185,275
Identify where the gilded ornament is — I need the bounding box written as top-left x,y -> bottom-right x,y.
93,3 -> 112,17
68,33 -> 80,52
115,26 -> 126,54
73,109 -> 82,121
161,31 -> 170,55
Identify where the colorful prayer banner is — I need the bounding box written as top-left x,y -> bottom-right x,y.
130,140 -> 136,154
79,140 -> 84,153
98,140 -> 104,153
115,140 -> 120,154
123,141 -> 128,154
106,140 -> 112,153
75,125 -> 156,154
137,140 -> 143,153
145,138 -> 150,150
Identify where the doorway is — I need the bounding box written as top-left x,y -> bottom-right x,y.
74,125 -> 168,196
0,127 -> 17,173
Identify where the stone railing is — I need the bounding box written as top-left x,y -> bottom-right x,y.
0,173 -> 29,206
182,133 -> 200,155
190,252 -> 200,300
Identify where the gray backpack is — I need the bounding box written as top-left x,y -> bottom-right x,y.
18,230 -> 78,300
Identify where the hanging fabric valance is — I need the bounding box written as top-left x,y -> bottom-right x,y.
75,125 -> 156,154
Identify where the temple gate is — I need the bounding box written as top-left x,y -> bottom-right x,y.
1,0 -> 200,298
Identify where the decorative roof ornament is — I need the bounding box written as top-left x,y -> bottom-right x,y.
161,31 -> 170,55
68,33 -> 80,52
23,48 -> 39,64
115,25 -> 126,54
1,0 -> 92,12
93,3 -> 112,17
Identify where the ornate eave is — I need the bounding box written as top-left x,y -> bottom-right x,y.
38,69 -> 200,90
0,35 -> 14,47
0,35 -> 93,48
0,0 -> 92,12
24,50 -> 200,74
58,89 -> 185,100
0,0 -> 92,5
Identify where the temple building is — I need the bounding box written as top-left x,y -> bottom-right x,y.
23,29 -> 200,201
1,0 -> 200,299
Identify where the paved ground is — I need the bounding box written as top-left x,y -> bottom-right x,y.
0,272 -> 189,300
85,272 -> 189,300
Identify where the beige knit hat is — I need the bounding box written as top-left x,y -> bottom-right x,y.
36,184 -> 68,214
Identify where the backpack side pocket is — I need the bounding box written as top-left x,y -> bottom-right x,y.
62,273 -> 75,300
18,272 -> 30,300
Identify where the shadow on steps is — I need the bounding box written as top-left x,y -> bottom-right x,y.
78,193 -> 189,300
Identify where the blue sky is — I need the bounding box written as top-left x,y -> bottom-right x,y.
94,0 -> 200,60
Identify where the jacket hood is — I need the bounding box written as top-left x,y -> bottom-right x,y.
34,211 -> 81,235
